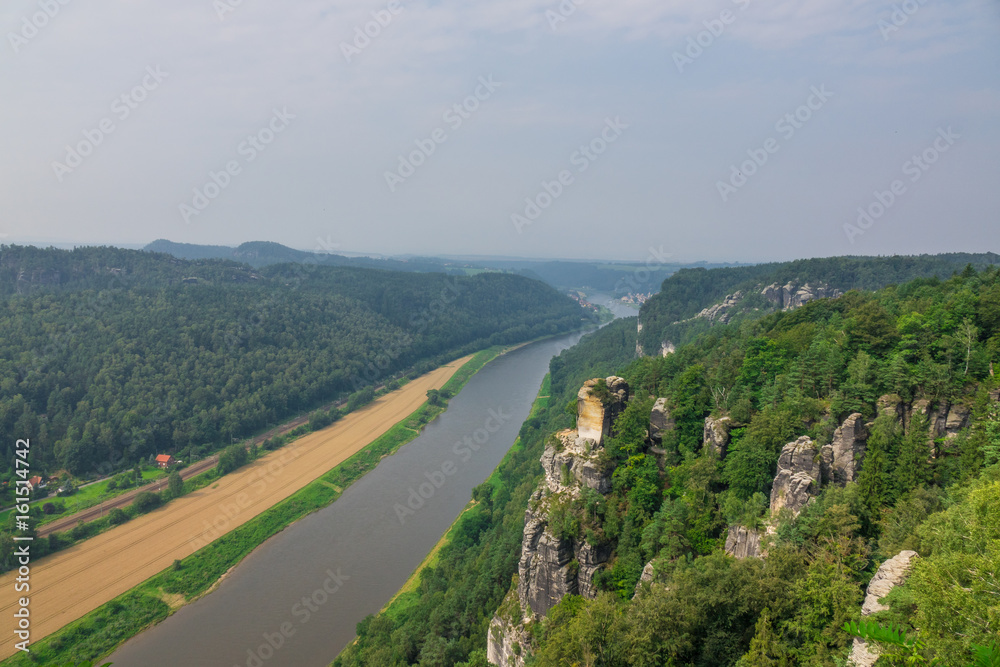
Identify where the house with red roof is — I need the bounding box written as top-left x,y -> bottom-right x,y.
155,454 -> 176,469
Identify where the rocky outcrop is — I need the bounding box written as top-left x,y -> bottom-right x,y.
696,291 -> 744,325
724,525 -> 763,559
633,560 -> 670,598
877,394 -> 906,424
848,551 -> 920,667
488,588 -> 530,667
577,377 -> 629,444
821,413 -> 867,486
762,282 -> 842,310
661,340 -> 676,357
542,430 -> 612,494
770,437 -> 821,517
703,416 -> 732,457
649,398 -> 674,444
491,378 -> 631,664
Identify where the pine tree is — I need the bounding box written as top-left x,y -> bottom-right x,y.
739,608 -> 791,666
894,412 -> 931,494
858,415 -> 900,517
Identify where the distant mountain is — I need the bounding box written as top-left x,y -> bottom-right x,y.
143,240 -> 458,273
142,240 -> 737,294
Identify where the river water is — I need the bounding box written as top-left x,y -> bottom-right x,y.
109,294 -> 634,667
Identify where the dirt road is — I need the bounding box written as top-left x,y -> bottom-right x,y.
0,356 -> 471,660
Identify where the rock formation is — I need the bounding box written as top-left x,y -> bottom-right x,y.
488,588 -> 531,667
661,340 -> 676,357
761,282 -> 842,310
724,525 -> 763,559
649,398 -> 674,444
770,437 -> 822,517
541,430 -> 612,495
576,377 -> 629,444
696,291 -> 744,325
821,413 -> 868,486
848,551 -> 920,667
703,416 -> 732,458
489,377 -> 630,665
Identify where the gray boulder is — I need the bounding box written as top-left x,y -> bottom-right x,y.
770,437 -> 821,517
821,413 -> 868,486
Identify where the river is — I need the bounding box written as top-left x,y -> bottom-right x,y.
108,294 -> 634,667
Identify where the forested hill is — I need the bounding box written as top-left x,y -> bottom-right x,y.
337,264 -> 1000,667
637,253 -> 1000,353
0,245 -> 587,478
144,239 -> 452,273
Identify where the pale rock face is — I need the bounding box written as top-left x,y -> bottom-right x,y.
632,560 -> 667,598
576,376 -> 629,444
661,340 -> 676,356
724,525 -> 763,559
488,594 -> 531,667
513,377 -> 627,622
696,291 -> 744,325
848,551 -> 920,667
516,501 -> 611,618
649,398 -> 674,444
761,282 -> 842,310
541,431 -> 610,494
703,416 -> 732,457
877,394 -> 905,423
770,437 -> 822,517
821,413 -> 868,486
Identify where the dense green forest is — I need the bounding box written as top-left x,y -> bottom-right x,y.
637,253 -> 1000,351
338,262 -> 1000,666
0,245 -> 587,484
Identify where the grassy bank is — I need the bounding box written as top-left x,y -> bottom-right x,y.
0,346 -> 515,667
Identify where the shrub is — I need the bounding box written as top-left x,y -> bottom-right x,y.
133,491 -> 162,514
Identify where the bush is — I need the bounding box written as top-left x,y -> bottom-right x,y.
42,502 -> 57,515
133,491 -> 162,514
217,443 -> 249,475
108,508 -> 129,526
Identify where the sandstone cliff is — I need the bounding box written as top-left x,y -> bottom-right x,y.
821,413 -> 868,486
488,377 -> 629,666
848,551 -> 919,667
703,416 -> 732,458
770,436 -> 822,517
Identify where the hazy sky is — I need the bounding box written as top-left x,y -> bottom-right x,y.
2,0 -> 998,262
